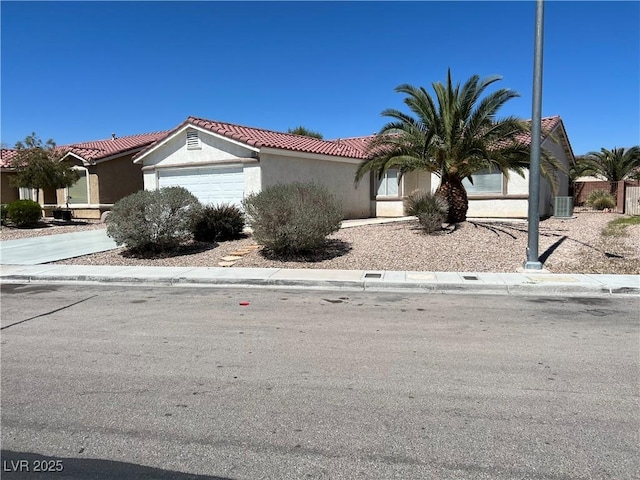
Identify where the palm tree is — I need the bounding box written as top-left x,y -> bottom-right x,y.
287,126 -> 323,139
355,69 -> 561,223
577,146 -> 640,182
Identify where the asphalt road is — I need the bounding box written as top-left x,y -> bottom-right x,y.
1,284 -> 638,479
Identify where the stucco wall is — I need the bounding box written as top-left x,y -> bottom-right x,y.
260,153 -> 371,219
140,129 -> 259,200
467,198 -> 530,218
443,131 -> 571,219
141,129 -> 255,168
244,164 -> 261,196
376,200 -> 405,217
1,171 -> 19,203
375,170 -> 431,217
96,154 -> 143,204
543,136 -> 570,198
404,170 -> 432,196
143,171 -> 157,191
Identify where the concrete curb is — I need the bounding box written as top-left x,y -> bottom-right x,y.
1,265 -> 638,297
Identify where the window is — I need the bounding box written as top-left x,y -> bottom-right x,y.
376,169 -> 400,197
66,168 -> 89,204
19,188 -> 35,201
186,129 -> 201,149
462,168 -> 503,195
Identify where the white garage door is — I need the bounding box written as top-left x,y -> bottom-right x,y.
158,166 -> 245,206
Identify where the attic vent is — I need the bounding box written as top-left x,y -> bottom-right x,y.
186,129 -> 201,150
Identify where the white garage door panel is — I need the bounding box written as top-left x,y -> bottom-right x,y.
158,167 -> 244,206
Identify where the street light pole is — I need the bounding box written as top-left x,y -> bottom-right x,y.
525,0 -> 545,270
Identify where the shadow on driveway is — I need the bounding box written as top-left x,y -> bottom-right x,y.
0,450 -> 233,480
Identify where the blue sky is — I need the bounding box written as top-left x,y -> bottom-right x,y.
1,1 -> 638,155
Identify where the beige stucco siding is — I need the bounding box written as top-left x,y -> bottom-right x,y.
260,153 -> 371,219
96,154 -> 143,204
375,170 -> 431,217
467,198 -> 530,218
141,129 -> 255,168
1,171 -> 19,203
140,130 -> 259,202
451,131 -> 571,219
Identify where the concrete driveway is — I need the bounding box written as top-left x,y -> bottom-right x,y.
0,229 -> 117,265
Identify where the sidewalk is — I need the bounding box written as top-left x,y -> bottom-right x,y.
1,264 -> 638,296
1,218 -> 638,296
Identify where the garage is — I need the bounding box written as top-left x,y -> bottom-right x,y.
157,166 -> 245,206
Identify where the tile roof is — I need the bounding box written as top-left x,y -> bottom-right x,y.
0,149 -> 18,168
517,115 -> 561,146
65,131 -> 169,162
2,116 -> 568,169
134,116 -> 371,160
1,132 -> 168,168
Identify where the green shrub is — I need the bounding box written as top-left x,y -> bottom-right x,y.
404,190 -> 448,234
106,187 -> 201,253
6,199 -> 42,227
0,204 -> 8,225
586,190 -> 616,210
190,203 -> 245,242
243,182 -> 343,255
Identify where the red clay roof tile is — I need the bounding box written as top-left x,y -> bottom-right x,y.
65,131 -> 169,162
2,116 -> 566,169
134,116 -> 371,160
1,132 -> 168,168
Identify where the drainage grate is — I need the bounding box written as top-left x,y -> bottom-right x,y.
463,275 -> 479,281
364,273 -> 382,279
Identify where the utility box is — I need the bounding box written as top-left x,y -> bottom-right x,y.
554,196 -> 574,217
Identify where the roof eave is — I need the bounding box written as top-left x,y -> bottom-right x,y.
259,146 -> 364,164
133,121 -> 260,164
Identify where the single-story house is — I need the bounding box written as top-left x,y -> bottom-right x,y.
134,115 -> 574,219
133,117 -> 374,219
1,132 -> 167,218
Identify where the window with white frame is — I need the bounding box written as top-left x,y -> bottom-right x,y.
19,188 -> 35,200
462,168 -> 503,195
376,169 -> 401,197
186,129 -> 201,150
66,168 -> 89,204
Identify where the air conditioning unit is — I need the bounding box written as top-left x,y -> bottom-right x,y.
554,196 -> 574,217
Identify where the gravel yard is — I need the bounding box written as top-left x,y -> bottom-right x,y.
28,212 -> 639,274
0,219 -> 104,241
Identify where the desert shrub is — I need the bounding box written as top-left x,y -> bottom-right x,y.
586,190 -> 616,210
106,187 -> 201,253
242,182 -> 343,255
190,203 -> 245,242
404,190 -> 448,234
0,204 -> 8,225
6,199 -> 42,227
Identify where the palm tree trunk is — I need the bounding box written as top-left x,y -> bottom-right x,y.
436,175 -> 468,223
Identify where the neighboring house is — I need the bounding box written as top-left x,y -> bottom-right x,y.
133,117 -> 373,219
134,115 -> 573,220
1,149 -> 20,204
1,132 -> 168,218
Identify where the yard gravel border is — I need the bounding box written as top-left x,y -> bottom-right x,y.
39,212 -> 640,275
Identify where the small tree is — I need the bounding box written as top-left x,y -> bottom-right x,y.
287,126 -> 323,139
10,133 -> 79,202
